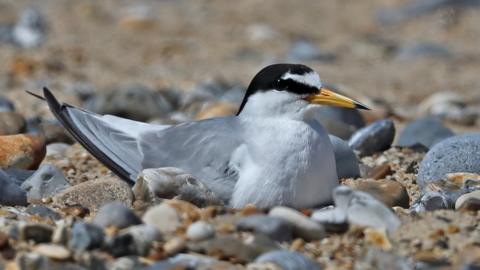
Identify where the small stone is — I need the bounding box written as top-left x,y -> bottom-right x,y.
34,244 -> 70,260
287,40 -> 336,62
346,179 -> 409,208
21,164 -> 71,202
0,112 -> 26,135
0,169 -> 27,206
26,205 -> 61,220
11,8 -> 46,48
363,163 -> 393,179
53,178 -> 133,211
0,134 -> 46,169
19,223 -> 53,243
311,206 -> 348,233
394,42 -> 454,60
0,96 -> 15,112
255,250 -> 321,270
37,120 -> 74,144
455,191 -> 480,211
187,235 -> 261,263
364,228 -> 392,251
46,143 -> 70,157
163,237 -> 186,257
236,214 -> 293,242
329,135 -> 360,179
142,203 -> 182,234
69,222 -> 104,252
52,221 -> 69,245
15,252 -> 49,270
348,119 -> 395,157
133,167 -> 221,207
397,116 -> 454,149
269,206 -> 325,241
93,201 -> 142,229
316,106 -> 365,140
123,224 -> 162,256
410,191 -> 450,212
109,256 -> 142,270
186,221 -> 215,241
195,102 -> 238,120
417,133 -> 480,188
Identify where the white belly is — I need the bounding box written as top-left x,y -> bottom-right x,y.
230,118 -> 338,208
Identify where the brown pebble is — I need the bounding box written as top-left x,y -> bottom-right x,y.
163,237 -> 186,256
0,231 -> 9,249
34,244 -> 71,260
240,204 -> 261,216
165,200 -> 201,224
364,228 -> 392,251
455,191 -> 480,211
366,163 -> 393,180
62,205 -> 90,218
345,179 -> 410,208
0,134 -> 46,169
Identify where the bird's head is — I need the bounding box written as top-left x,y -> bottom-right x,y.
237,63 -> 369,119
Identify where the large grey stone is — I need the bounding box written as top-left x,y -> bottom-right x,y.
93,201 -> 142,229
397,116 -> 454,149
316,107 -> 365,140
0,169 -> 27,206
255,250 -> 321,270
417,133 -> 480,188
329,135 -> 360,179
236,214 -> 293,242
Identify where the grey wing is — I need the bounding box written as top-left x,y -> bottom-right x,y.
139,117 -> 244,201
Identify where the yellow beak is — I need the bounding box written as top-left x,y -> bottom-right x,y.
305,87 -> 370,110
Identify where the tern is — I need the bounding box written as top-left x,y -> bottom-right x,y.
31,64 -> 368,208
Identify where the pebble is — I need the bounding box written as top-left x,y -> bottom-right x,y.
0,134 -> 46,169
410,191 -> 451,212
11,8 -> 46,48
37,120 -> 74,144
134,167 -> 221,207
329,135 -> 360,179
315,106 -> 365,140
0,96 -> 15,112
142,203 -> 182,234
85,85 -> 173,121
346,179 -> 410,208
187,235 -> 261,263
123,224 -> 162,256
194,102 -> 238,120
69,222 -> 105,252
455,190 -> 480,211
109,256 -> 142,270
394,42 -> 454,60
26,205 -> 61,220
53,178 -> 134,211
0,169 -> 27,206
34,244 -> 71,260
236,214 -> 293,242
21,164 -> 71,202
163,237 -> 187,256
348,119 -> 395,157
287,40 -> 336,62
269,206 -> 325,241
417,133 -> 480,189
19,223 -> 53,243
46,143 -> 70,157
255,250 -> 321,270
186,221 -> 215,241
0,112 -> 26,135
418,91 -> 477,126
397,116 -> 454,149
93,201 -> 142,229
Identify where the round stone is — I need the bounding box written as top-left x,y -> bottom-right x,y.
186,221 -> 215,241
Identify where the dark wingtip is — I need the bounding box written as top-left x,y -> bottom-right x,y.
25,90 -> 45,101
354,101 -> 371,110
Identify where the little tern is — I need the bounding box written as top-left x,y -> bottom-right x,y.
32,63 -> 368,208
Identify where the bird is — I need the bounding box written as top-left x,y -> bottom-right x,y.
31,63 -> 368,209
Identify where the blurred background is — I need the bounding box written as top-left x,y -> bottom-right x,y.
0,0 -> 479,130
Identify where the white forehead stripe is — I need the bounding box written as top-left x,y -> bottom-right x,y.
281,71 -> 322,88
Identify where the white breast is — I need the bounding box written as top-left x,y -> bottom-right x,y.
229,117 -> 338,208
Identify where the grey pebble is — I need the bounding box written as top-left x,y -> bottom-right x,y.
0,112 -> 27,135
329,135 -> 360,179
0,169 -> 27,206
236,214 -> 293,242
21,164 -> 71,201
187,235 -> 261,263
417,133 -> 480,188
11,8 -> 46,48
394,42 -> 454,60
397,116 -> 454,149
255,250 -> 321,270
348,119 -> 395,157
123,225 -> 162,256
0,96 -> 15,112
109,256 -> 142,270
93,201 -> 142,229
69,222 -> 105,252
186,221 -> 215,241
316,106 -> 365,140
46,143 -> 70,157
26,205 -> 61,220
287,40 -> 336,62
410,191 -> 451,212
